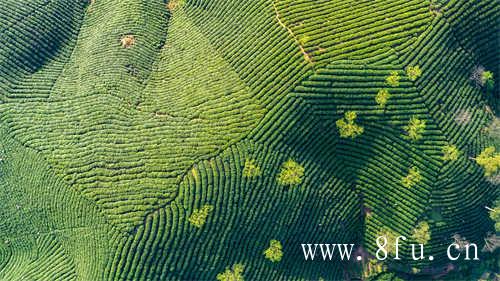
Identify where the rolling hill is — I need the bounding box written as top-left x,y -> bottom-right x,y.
0,0 -> 498,280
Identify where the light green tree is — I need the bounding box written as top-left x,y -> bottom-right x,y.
386,71 -> 400,87
336,111 -> 364,138
403,117 -> 426,141
378,228 -> 400,255
442,144 -> 460,161
243,159 -> 261,178
277,159 -> 305,186
263,239 -> 283,262
401,167 -> 423,188
217,263 -> 244,281
406,65 -> 422,81
375,89 -> 390,108
481,71 -> 494,91
411,221 -> 431,244
188,204 -> 214,228
475,146 -> 500,177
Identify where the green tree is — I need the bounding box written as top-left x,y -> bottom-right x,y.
243,159 -> 261,178
263,239 -> 283,262
217,263 -> 244,281
481,71 -> 494,92
375,89 -> 390,108
277,159 -> 305,186
386,71 -> 400,87
406,65 -> 422,81
442,144 -> 460,161
378,228 -> 400,255
475,146 -> 500,177
411,221 -> 431,244
336,111 -> 364,138
188,204 -> 214,228
403,117 -> 426,141
401,167 -> 422,188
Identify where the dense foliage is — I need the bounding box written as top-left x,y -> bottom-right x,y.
0,0 -> 497,280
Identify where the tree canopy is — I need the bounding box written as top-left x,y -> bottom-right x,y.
336,111 -> 364,138
263,240 -> 283,262
277,159 -> 305,186
475,146 -> 500,177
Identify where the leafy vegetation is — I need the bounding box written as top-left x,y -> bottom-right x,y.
336,111 -> 364,138
263,240 -> 283,262
403,117 -> 426,141
481,71 -> 495,91
0,0 -> 497,280
411,221 -> 431,244
406,65 -> 422,81
442,144 -> 460,161
475,146 -> 500,177
401,167 -> 423,188
277,159 -> 305,186
386,71 -> 401,87
188,205 -> 214,228
375,89 -> 390,108
217,263 -> 245,281
243,159 -> 261,178
378,229 -> 400,256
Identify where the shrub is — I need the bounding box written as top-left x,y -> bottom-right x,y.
217,263 -> 244,281
336,111 -> 364,138
378,228 -> 399,255
411,221 -> 431,244
482,71 -> 495,92
375,89 -> 390,108
120,35 -> 136,48
475,146 -> 500,177
442,144 -> 460,161
403,117 -> 426,141
263,239 -> 283,262
277,159 -> 304,186
406,65 -> 422,81
401,167 -> 422,188
471,67 -> 495,91
243,159 -> 261,178
386,71 -> 400,87
188,204 -> 214,228
298,35 -> 310,46
167,0 -> 183,11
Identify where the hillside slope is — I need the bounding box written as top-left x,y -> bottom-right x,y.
0,0 -> 498,280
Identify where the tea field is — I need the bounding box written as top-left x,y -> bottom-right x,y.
0,0 -> 498,280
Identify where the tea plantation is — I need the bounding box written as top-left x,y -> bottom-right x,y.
0,0 -> 498,280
